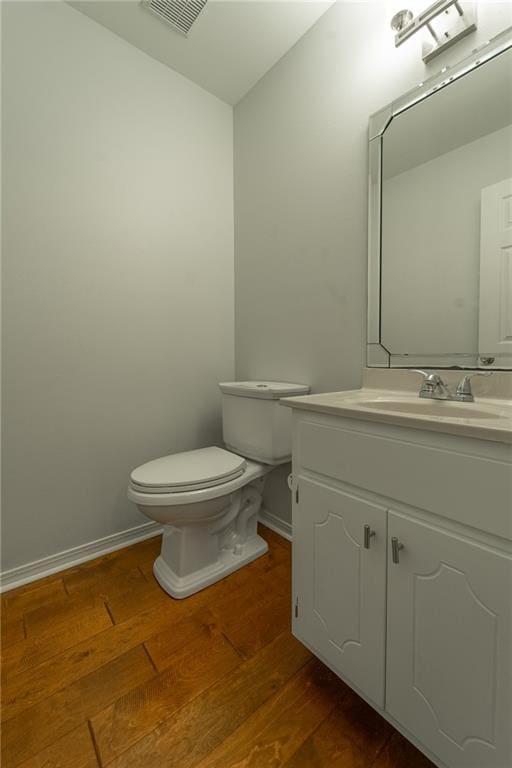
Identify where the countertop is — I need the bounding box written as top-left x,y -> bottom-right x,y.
280,388 -> 512,444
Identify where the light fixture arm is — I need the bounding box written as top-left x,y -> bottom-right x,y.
392,0 -> 477,63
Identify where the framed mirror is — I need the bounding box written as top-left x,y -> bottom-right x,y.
368,29 -> 512,370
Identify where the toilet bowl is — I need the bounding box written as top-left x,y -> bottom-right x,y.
128,380 -> 309,599
128,448 -> 272,598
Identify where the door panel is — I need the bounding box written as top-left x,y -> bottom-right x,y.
314,511 -> 361,649
387,512 -> 512,768
293,477 -> 387,706
479,177 -> 512,366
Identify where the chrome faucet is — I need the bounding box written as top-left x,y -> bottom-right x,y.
412,370 -> 492,402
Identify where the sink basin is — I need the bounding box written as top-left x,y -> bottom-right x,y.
359,399 -> 500,420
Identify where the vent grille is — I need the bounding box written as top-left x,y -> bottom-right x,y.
141,0 -> 208,36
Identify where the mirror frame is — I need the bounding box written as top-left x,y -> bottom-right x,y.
367,28 -> 512,369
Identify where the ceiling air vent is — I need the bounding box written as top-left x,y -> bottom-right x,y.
141,0 -> 208,36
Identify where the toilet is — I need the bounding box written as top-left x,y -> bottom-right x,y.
127,380 -> 309,598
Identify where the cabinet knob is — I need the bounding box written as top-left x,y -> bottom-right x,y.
391,536 -> 404,564
363,524 -> 376,549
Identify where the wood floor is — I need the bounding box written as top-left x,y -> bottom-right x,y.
1,526 -> 435,768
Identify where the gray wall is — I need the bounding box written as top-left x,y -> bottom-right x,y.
1,2 -> 234,572
234,0 -> 512,525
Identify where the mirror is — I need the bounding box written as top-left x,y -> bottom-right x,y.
368,31 -> 512,369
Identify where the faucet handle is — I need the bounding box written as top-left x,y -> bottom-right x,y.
456,372 -> 492,401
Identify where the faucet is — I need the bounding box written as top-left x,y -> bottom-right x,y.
412,370 -> 492,402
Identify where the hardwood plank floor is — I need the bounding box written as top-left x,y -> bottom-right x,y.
1,526 -> 434,768
91,629 -> 241,763
1,647 -> 154,767
15,724 -> 98,768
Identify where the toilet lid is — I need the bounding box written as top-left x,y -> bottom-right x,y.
130,447 -> 247,493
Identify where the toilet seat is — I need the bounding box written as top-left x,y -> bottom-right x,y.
128,459 -> 271,510
129,446 -> 247,494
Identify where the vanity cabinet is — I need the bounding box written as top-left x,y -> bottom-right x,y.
290,410 -> 512,768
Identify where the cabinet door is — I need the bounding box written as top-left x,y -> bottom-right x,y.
293,477 -> 387,706
387,512 -> 512,768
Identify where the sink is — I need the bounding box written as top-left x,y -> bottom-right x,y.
359,399 -> 500,420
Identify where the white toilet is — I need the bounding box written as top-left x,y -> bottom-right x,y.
127,380 -> 309,599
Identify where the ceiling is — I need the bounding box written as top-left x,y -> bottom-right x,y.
69,0 -> 334,105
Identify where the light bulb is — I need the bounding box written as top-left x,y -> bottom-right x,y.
390,8 -> 413,32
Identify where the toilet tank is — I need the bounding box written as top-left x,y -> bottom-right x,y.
218,381 -> 310,465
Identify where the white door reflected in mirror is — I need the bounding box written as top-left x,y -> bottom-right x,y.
478,178 -> 512,369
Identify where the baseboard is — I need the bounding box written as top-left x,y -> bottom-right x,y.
258,509 -> 292,542
1,511 -> 290,593
0,521 -> 163,593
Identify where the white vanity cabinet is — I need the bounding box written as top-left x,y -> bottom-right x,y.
289,409 -> 512,768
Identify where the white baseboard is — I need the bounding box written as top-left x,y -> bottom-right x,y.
1,511 -> 290,593
0,521 -> 163,593
258,509 -> 292,542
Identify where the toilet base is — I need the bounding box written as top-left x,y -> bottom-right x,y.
153,532 -> 269,599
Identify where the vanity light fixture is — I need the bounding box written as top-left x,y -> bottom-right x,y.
391,0 -> 477,63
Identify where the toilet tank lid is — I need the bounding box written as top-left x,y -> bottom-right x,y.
218,381 -> 310,400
